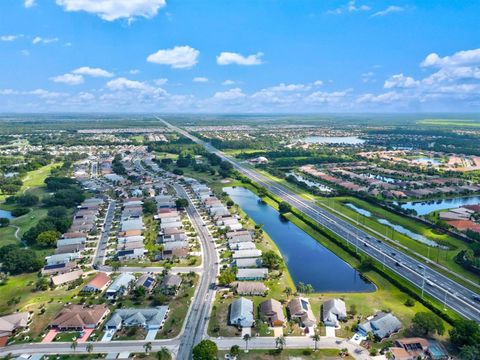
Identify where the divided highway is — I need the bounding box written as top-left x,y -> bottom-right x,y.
160,118 -> 480,322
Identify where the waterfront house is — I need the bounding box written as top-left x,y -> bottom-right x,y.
322,298 -> 347,327
259,299 -> 285,327
287,297 -> 316,328
236,268 -> 269,281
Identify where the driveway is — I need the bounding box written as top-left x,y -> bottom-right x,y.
41,330 -> 57,343
77,329 -> 94,343
273,327 -> 283,337
325,326 -> 336,338
101,329 -> 116,342
145,329 -> 159,340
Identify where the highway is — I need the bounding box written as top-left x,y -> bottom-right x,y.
160,118 -> 480,322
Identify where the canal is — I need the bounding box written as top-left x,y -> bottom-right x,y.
399,195 -> 480,216
224,186 -> 375,293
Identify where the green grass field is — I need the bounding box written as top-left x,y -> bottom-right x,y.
418,119 -> 480,127
218,349 -> 353,360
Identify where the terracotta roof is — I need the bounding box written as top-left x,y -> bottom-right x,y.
84,272 -> 111,291
50,305 -> 109,329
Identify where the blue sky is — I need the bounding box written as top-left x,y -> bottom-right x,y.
0,0 -> 479,113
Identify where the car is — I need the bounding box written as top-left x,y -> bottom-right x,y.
473,296 -> 480,303
391,252 -> 396,256
363,242 -> 368,247
395,261 -> 402,267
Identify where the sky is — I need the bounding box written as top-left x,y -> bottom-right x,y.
0,0 -> 479,113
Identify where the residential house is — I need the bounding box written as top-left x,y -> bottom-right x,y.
105,307 -> 169,330
236,268 -> 269,281
51,269 -> 84,287
322,298 -> 347,327
106,273 -> 135,299
232,249 -> 262,259
287,297 -> 317,328
259,299 -> 285,327
50,305 -> 109,331
82,272 -> 111,293
358,312 -> 401,339
0,313 -> 29,337
135,273 -> 156,293
233,282 -> 268,296
160,274 -> 182,295
229,297 -> 254,328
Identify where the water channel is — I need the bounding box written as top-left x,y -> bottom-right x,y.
224,186 -> 375,293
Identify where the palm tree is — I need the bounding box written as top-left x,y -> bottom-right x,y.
275,336 -> 286,350
157,347 -> 170,360
284,286 -> 292,298
144,341 -> 152,355
71,340 -> 78,352
86,343 -> 93,354
243,334 -> 251,353
311,334 -> 320,351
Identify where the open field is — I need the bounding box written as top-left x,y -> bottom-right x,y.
418,119 -> 480,127
21,162 -> 61,192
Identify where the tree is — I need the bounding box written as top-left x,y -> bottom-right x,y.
229,345 -> 240,357
218,268 -> 236,286
175,198 -> 189,209
278,201 -> 292,214
450,319 -> 480,348
157,347 -> 171,360
11,207 -> 29,217
261,251 -> 283,270
144,341 -> 152,355
284,286 -> 292,298
36,230 -> 60,247
243,334 -> 251,353
86,343 -> 93,354
0,218 -> 9,228
47,206 -> 68,218
143,199 -> 157,215
311,334 -> 320,351
411,312 -> 444,336
71,340 -> 78,352
192,339 -> 218,360
459,345 -> 480,360
16,194 -> 39,207
0,247 -> 43,275
275,336 -> 286,350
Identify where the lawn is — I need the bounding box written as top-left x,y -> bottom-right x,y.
1,273 -> 93,342
156,273 -> 199,339
21,162 -> 61,192
218,349 -> 353,359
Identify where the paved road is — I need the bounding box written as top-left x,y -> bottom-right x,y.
161,118 -> 480,322
93,200 -> 116,267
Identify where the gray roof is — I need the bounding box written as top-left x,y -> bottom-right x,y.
229,297 -> 254,328
106,273 -> 135,294
233,258 -> 262,268
322,298 -> 347,326
236,268 -> 268,280
232,249 -> 262,259
163,241 -> 188,251
359,312 -> 401,339
105,307 -> 169,329
161,274 -> 182,288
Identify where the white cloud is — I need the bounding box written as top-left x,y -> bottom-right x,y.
217,51 -> 263,66
421,48 -> 480,68
313,80 -> 324,86
56,0 -> 166,21
357,91 -> 404,104
29,89 -> 67,99
32,36 -> 59,45
51,73 -> 84,85
327,1 -> 370,15
106,77 -> 149,91
129,69 -> 140,75
384,73 -> 419,89
305,90 -> 351,104
266,83 -> 310,92
147,45 -> 199,69
361,72 -> 376,83
222,80 -> 236,86
24,0 -> 36,8
193,77 -> 208,83
1,34 -> 22,42
213,88 -> 246,101
72,66 -> 114,77
154,78 -> 168,86
372,5 -> 404,17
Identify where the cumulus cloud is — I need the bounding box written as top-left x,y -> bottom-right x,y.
193,77 -> 208,83
55,0 -> 166,21
51,73 -> 84,85
217,52 -> 263,66
106,77 -> 167,98
24,0 -> 36,8
154,78 -> 168,86
384,73 -> 419,89
213,88 -> 246,101
327,1 -> 370,15
147,45 -> 199,69
305,90 -> 351,104
372,5 -> 404,17
72,66 -> 113,77
421,48 -> 480,68
313,80 -> 324,86
32,36 -> 58,45
357,91 -> 404,104
129,69 -> 140,75
222,80 -> 236,86
1,34 -> 23,42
